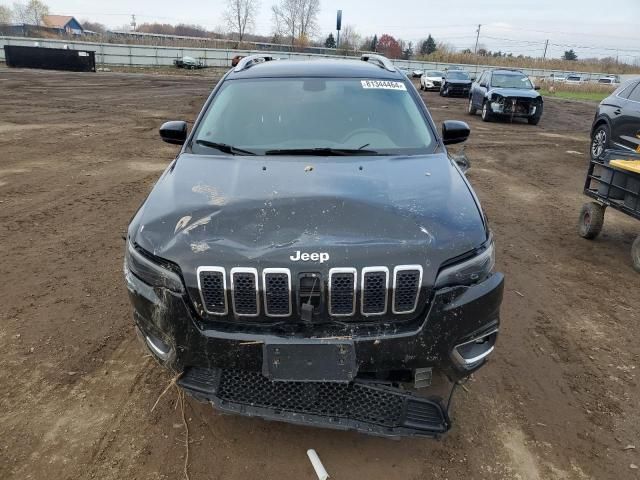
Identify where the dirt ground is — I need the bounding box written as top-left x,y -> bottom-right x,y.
1,67 -> 639,480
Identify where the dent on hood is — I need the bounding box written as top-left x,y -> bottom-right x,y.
132,154 -> 487,271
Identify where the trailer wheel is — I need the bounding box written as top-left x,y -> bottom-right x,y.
578,202 -> 605,239
632,236 -> 640,273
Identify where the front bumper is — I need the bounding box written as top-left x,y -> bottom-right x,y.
126,269 -> 504,435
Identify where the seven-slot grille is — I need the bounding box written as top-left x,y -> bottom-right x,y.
196,266 -> 423,318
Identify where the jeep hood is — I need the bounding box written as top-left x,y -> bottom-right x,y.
488,87 -> 540,99
130,153 -> 487,287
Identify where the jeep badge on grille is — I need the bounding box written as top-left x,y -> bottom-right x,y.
290,251 -> 330,263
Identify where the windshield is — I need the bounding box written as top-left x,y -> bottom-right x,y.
447,71 -> 469,80
191,78 -> 435,156
490,73 -> 533,89
427,71 -> 444,77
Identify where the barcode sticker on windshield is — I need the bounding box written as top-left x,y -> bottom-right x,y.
361,80 -> 407,91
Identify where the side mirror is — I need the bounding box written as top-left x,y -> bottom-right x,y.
534,85 -> 541,91
160,121 -> 188,145
442,120 -> 470,145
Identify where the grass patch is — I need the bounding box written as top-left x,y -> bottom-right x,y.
540,89 -> 609,102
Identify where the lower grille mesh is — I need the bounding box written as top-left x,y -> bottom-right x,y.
217,369 -> 405,427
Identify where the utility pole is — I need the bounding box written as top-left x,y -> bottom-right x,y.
542,39 -> 549,79
473,24 -> 481,55
473,24 -> 481,77
130,14 -> 136,32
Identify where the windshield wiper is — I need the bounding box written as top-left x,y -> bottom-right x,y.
264,147 -> 384,156
195,140 -> 256,156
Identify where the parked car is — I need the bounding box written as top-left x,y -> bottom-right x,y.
440,70 -> 472,97
174,56 -> 204,69
125,54 -> 504,438
565,74 -> 586,84
420,70 -> 445,91
590,79 -> 640,159
412,69 -> 424,78
547,72 -> 566,83
598,75 -> 620,85
468,69 -> 543,125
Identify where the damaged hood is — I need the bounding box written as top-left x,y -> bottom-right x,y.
130,153 -> 487,287
488,87 -> 541,99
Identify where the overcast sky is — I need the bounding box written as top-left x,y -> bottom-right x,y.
25,0 -> 640,61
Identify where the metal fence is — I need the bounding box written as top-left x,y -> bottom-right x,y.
0,35 -> 626,82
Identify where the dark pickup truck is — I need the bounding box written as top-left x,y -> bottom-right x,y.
124,54 -> 504,438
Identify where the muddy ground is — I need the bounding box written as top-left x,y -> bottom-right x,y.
0,68 -> 639,480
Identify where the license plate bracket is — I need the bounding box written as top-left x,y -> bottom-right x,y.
262,341 -> 356,382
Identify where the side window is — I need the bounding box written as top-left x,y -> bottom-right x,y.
478,72 -> 486,85
483,73 -> 491,86
618,81 -> 639,99
627,84 -> 640,102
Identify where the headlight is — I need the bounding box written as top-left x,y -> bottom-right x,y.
434,240 -> 495,288
124,240 -> 184,293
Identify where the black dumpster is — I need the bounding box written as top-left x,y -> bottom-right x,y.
4,45 -> 96,72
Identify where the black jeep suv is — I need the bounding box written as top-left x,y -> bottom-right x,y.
440,70 -> 472,97
468,69 -> 543,125
124,54 -> 504,438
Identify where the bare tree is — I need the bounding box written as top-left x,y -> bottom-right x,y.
339,24 -> 360,51
12,0 -> 49,25
0,5 -> 12,23
224,0 -> 259,43
80,19 -> 106,33
272,0 -> 320,46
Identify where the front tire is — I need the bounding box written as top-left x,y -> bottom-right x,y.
578,202 -> 605,239
528,104 -> 543,125
632,236 -> 640,273
591,123 -> 610,160
468,97 -> 477,115
481,101 -> 492,122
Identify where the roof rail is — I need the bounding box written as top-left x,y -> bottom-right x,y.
234,54 -> 276,72
360,54 -> 396,72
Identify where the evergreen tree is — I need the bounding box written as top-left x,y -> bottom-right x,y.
562,49 -> 578,61
371,34 -> 378,51
420,34 -> 437,55
324,33 -> 336,49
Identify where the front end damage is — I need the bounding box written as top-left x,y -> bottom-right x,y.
488,93 -> 542,120
126,254 -> 504,438
124,153 -> 504,438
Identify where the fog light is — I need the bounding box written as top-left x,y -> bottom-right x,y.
136,326 -> 172,361
452,329 -> 498,368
